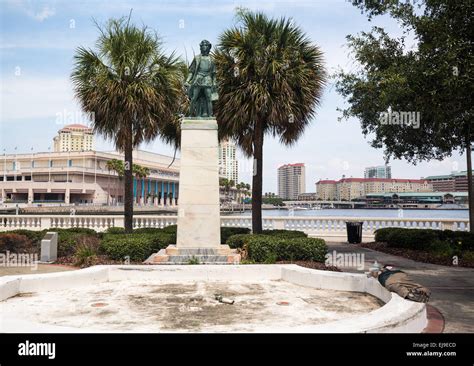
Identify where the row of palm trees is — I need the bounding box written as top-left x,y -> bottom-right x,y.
219,178 -> 251,203
105,159 -> 150,205
71,9 -> 326,233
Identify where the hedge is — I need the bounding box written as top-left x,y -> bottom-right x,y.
261,229 -> 307,238
53,229 -> 100,257
0,233 -> 36,253
225,229 -> 308,250
245,235 -> 327,263
100,233 -> 170,261
226,234 -> 253,249
374,227 -> 474,252
221,227 -> 251,243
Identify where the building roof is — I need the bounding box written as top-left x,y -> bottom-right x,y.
425,171 -> 467,180
59,124 -> 92,132
366,192 -> 468,198
317,180 -> 337,184
338,178 -> 428,184
278,163 -> 305,169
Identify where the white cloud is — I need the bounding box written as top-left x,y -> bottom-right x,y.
5,0 -> 56,22
30,5 -> 56,21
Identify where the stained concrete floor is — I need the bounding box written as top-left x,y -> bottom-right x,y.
326,242 -> 474,333
1,279 -> 383,332
0,264 -> 76,277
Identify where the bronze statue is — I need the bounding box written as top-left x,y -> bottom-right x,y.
185,40 -> 218,118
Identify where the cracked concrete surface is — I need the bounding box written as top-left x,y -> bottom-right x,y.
1,279 -> 383,332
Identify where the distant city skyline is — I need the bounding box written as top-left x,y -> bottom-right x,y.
1,0 -> 468,192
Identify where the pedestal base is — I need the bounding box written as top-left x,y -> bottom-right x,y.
144,245 -> 241,265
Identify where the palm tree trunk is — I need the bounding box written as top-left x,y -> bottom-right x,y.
107,169 -> 110,206
252,118 -> 264,233
466,129 -> 473,233
124,128 -> 134,233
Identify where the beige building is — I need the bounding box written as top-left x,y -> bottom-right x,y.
218,139 -> 238,183
278,163 -> 305,200
315,180 -> 338,200
0,149 -> 180,206
316,178 -> 432,201
53,124 -> 95,152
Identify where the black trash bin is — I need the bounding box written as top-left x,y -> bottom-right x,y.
346,221 -> 363,244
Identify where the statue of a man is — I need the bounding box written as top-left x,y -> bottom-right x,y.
185,40 -> 218,118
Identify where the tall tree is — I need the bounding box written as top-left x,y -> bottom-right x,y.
337,0 -> 473,231
215,9 -> 326,233
71,16 -> 185,232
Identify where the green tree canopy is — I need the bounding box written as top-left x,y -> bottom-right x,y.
337,0 -> 473,230
215,9 -> 326,232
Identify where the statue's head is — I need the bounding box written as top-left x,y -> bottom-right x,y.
200,40 -> 212,56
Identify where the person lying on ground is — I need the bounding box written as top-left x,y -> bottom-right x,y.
373,264 -> 431,303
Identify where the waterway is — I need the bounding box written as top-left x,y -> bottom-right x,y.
232,208 -> 468,220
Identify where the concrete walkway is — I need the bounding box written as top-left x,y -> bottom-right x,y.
327,242 -> 474,333
0,264 -> 77,277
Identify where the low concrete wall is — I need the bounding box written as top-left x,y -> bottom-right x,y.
0,264 -> 427,333
281,266 -> 427,333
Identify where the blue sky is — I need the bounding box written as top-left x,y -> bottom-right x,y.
0,0 -> 467,192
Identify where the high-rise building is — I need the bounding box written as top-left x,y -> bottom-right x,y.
425,171 -> 471,192
278,163 -> 305,200
53,124 -> 95,152
364,165 -> 392,179
218,139 -> 238,183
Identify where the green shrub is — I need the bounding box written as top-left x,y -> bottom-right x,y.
162,225 -> 177,234
74,236 -> 101,267
449,231 -> 474,251
375,227 -> 473,252
133,228 -> 176,244
429,240 -> 455,259
374,228 -> 405,243
100,233 -> 169,261
8,230 -> 44,244
105,227 -> 125,235
41,229 -> 97,257
277,237 -> 327,262
56,228 -> 97,236
0,233 -> 36,253
385,228 -> 441,251
226,234 -> 254,249
221,227 -> 251,243
187,256 -> 200,265
246,235 -> 327,263
261,229 -> 307,238
461,251 -> 474,264
246,236 -> 279,263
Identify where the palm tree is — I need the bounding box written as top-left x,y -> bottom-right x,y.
109,159 -> 125,205
215,9 -> 326,233
71,16 -> 185,232
236,182 -> 242,203
133,164 -> 150,205
105,160 -> 115,205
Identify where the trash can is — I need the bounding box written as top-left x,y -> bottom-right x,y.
346,221 -> 363,244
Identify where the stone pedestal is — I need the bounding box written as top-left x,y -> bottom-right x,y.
40,232 -> 58,263
145,119 -> 240,264
177,119 -> 221,248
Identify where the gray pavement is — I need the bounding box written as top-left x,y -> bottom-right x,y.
327,242 -> 474,333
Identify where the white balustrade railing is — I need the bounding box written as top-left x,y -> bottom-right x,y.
0,215 -> 469,235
